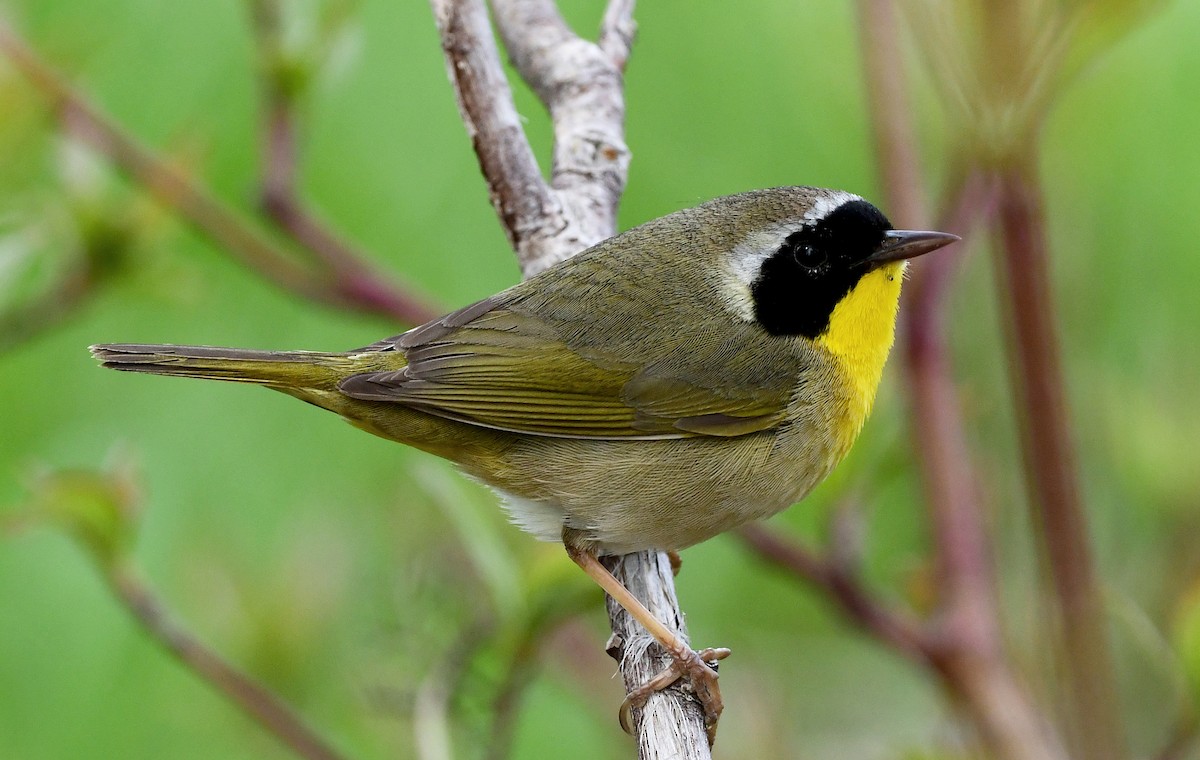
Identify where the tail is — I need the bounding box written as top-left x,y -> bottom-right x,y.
90,343 -> 366,391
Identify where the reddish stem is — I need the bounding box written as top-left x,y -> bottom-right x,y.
855,0 -> 1066,751
993,161 -> 1124,760
735,524 -> 931,662
250,4 -> 441,326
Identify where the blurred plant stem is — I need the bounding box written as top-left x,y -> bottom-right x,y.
822,0 -> 1136,756
1155,711 -> 1200,760
0,18 -> 439,327
104,560 -> 348,760
859,0 -> 1131,758
856,3 -> 1066,758
247,0 -> 439,324
735,521 -> 932,661
17,463 -> 347,760
993,157 -> 1123,760
414,620 -> 495,760
484,587 -> 600,760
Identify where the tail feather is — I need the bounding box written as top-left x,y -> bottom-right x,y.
89,343 -> 362,390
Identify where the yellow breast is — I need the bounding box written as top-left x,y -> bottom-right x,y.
814,261 -> 906,453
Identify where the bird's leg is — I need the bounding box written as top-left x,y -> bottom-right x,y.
563,541 -> 730,744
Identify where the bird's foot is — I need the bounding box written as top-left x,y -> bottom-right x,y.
666,550 -> 682,576
618,645 -> 731,745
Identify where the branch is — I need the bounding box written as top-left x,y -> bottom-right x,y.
602,553 -> 710,760
105,561 -> 347,760
0,19 -> 438,326
597,0 -> 637,72
491,0 -> 631,273
430,0 -> 565,271
433,0 -> 632,276
431,2 -> 712,757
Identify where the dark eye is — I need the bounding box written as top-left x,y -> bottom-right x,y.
791,242 -> 828,270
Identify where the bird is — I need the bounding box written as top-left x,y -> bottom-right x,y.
90,186 -> 958,741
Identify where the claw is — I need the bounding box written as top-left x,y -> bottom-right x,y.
562,544 -> 732,745
617,646 -> 732,744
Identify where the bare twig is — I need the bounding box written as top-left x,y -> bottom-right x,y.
430,0 -> 565,269
431,2 -> 706,757
597,0 -> 637,72
104,561 -> 347,760
0,19 -> 437,326
602,553 -> 710,760
433,0 -> 632,275
490,0 -> 631,273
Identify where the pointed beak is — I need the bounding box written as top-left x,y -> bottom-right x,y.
868,229 -> 960,266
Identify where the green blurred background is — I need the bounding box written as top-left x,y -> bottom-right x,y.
2,1 -> 1199,758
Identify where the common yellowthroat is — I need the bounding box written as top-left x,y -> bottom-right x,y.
91,186 -> 957,739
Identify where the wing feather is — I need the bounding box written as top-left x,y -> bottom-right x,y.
338,266 -> 801,439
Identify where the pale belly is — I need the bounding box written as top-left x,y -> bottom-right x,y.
482,414 -> 844,555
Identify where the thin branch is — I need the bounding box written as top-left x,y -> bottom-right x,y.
602,553 -> 710,760
597,0 -> 637,73
0,20 -> 437,326
105,561 -> 347,760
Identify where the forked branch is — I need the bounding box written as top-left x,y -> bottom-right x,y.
430,2 -> 715,758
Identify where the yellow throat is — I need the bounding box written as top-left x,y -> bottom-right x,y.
815,261 -> 906,447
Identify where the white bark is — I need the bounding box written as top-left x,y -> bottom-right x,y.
430,1 -> 713,757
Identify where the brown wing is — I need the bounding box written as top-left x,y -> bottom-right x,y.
339,266 -> 801,439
